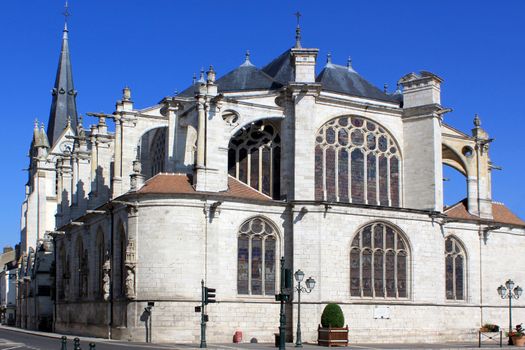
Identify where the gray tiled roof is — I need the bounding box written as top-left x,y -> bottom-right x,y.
47,23 -> 78,146
178,49 -> 400,105
316,63 -> 399,103
215,61 -> 282,92
261,49 -> 295,84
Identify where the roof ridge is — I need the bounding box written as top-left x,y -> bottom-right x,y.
443,197 -> 468,212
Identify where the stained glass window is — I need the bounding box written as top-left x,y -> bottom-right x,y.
445,236 -> 466,300
238,217 -> 278,296
228,120 -> 281,199
350,222 -> 409,299
315,116 -> 401,206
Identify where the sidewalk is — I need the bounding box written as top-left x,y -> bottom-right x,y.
0,325 -> 513,350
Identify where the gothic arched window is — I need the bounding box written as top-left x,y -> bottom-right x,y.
445,236 -> 466,300
228,120 -> 281,199
315,116 -> 401,206
150,127 -> 166,176
237,217 -> 278,296
350,222 -> 409,298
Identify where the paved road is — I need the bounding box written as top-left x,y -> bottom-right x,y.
0,327 -> 513,350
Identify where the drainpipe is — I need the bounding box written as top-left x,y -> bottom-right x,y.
479,224 -> 483,327
108,206 -> 114,340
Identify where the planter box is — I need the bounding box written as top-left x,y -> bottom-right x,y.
512,336 -> 525,347
318,325 -> 349,347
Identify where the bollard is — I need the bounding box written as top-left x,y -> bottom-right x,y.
73,338 -> 80,350
61,336 -> 67,350
89,343 -> 96,350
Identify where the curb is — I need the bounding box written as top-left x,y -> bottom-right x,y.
0,325 -> 113,343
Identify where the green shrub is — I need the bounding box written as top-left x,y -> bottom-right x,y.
321,303 -> 345,328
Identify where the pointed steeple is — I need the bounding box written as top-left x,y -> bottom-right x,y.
47,6 -> 78,147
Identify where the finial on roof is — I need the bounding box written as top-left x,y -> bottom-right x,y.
383,84 -> 388,93
241,50 -> 254,66
474,114 -> 481,127
325,52 -> 334,68
62,1 -> 70,37
192,73 -> 197,85
393,83 -> 402,95
40,122 -> 45,131
66,115 -> 71,128
347,56 -> 353,69
207,65 -> 216,83
34,119 -> 39,130
294,11 -> 302,48
78,114 -> 83,126
123,86 -> 131,101
198,68 -> 206,83
39,123 -> 50,148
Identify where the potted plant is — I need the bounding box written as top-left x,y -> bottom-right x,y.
508,324 -> 525,346
318,303 -> 349,347
480,323 -> 500,332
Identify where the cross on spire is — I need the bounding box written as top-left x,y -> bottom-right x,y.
294,11 -> 302,48
63,1 -> 70,24
294,11 -> 301,26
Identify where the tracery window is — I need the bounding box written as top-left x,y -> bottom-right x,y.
350,222 -> 409,298
228,120 -> 281,199
150,127 -> 166,176
315,116 -> 401,206
237,217 -> 277,296
445,236 -> 465,300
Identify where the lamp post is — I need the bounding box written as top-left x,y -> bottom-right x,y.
294,269 -> 316,348
497,279 -> 523,345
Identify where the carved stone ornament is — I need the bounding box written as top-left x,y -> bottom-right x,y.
125,264 -> 136,300
102,257 -> 111,301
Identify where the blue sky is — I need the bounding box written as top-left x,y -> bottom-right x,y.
1,1 -> 524,249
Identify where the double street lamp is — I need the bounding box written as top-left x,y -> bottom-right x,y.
497,279 -> 523,345
294,269 -> 316,348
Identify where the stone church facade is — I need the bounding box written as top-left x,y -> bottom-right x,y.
18,19 -> 525,343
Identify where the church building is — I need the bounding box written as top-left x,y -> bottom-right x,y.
18,14 -> 525,344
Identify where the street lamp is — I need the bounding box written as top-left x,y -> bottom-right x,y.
294,269 -> 316,348
497,279 -> 522,345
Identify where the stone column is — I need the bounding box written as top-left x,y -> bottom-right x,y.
196,96 -> 206,169
112,114 -> 123,198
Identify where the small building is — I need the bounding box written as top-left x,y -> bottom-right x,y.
0,247 -> 17,325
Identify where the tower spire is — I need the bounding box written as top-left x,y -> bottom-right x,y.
47,1 -> 78,146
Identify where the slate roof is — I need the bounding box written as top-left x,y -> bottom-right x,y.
261,49 -> 295,84
316,63 -> 399,103
137,173 -> 272,201
215,61 -> 282,92
47,23 -> 78,146
444,198 -> 525,226
178,48 -> 400,104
